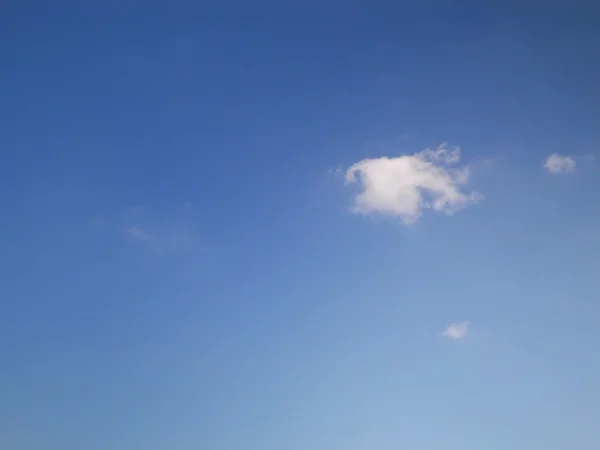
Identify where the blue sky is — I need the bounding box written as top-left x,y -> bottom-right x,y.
1,2 -> 599,449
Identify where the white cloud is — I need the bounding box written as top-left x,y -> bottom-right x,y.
543,153 -> 576,174
344,143 -> 481,224
441,321 -> 469,340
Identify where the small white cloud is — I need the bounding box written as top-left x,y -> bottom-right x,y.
344,143 -> 481,224
441,321 -> 469,340
543,153 -> 576,174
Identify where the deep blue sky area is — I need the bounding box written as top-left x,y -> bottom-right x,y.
1,2 -> 600,449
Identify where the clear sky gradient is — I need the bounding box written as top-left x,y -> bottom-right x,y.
1,2 -> 599,449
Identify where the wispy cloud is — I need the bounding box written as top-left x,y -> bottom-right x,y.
93,203 -> 200,254
124,213 -> 199,253
343,143 -> 481,224
543,153 -> 576,174
127,226 -> 155,242
326,165 -> 345,180
441,321 -> 469,340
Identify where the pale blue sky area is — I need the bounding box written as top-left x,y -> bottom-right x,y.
1,2 -> 599,449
